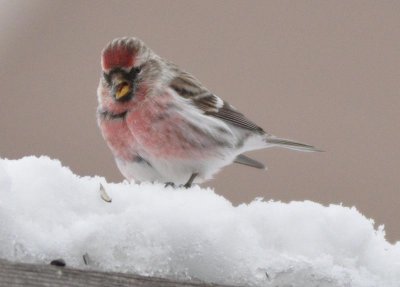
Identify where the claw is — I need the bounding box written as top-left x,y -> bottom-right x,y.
164,182 -> 176,188
183,182 -> 192,189
183,173 -> 198,189
165,173 -> 198,189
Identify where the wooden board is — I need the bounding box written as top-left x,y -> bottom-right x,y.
0,259 -> 233,287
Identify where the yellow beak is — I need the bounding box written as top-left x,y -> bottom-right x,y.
115,83 -> 131,100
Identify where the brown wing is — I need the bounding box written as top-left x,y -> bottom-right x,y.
169,70 -> 265,134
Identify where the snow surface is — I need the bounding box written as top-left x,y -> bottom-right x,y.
0,156 -> 400,287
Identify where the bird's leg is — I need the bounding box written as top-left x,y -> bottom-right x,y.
183,173 -> 198,189
164,182 -> 176,188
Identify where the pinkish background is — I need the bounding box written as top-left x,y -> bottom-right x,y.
1,1 -> 399,241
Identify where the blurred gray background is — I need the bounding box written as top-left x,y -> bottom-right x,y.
1,1 -> 399,241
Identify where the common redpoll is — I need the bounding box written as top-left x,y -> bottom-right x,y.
97,37 -> 319,187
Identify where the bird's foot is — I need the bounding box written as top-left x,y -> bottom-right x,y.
164,182 -> 176,188
182,173 -> 198,189
164,173 -> 198,189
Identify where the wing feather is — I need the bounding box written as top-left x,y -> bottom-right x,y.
170,71 -> 265,134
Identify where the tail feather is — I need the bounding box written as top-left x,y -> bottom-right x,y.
266,137 -> 322,152
234,154 -> 266,169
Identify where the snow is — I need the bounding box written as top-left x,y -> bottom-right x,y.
0,156 -> 399,287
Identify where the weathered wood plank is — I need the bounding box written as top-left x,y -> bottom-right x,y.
0,259 -> 233,287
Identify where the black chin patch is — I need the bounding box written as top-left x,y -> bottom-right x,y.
104,67 -> 139,102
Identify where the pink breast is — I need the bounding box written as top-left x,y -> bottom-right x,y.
99,118 -> 138,161
126,95 -> 212,159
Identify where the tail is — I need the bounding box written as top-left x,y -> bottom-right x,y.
266,137 -> 323,152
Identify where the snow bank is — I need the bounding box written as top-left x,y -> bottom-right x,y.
0,156 -> 399,287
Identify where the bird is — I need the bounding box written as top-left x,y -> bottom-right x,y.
97,37 -> 319,188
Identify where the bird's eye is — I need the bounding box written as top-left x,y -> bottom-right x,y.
129,66 -> 142,78
103,72 -> 111,84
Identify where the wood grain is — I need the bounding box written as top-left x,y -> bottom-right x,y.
0,259 -> 233,287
